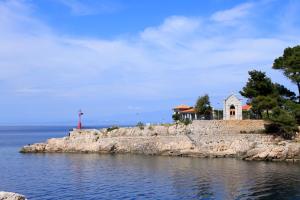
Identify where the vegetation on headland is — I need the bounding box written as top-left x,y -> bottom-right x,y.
107,125 -> 119,132
172,113 -> 192,125
170,45 -> 300,139
172,112 -> 192,125
150,46 -> 300,139
136,121 -> 145,130
172,112 -> 180,122
273,45 -> 300,103
240,45 -> 300,139
195,94 -> 213,120
172,94 -> 213,124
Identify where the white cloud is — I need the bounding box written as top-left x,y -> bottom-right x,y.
211,2 -> 254,24
141,16 -> 201,40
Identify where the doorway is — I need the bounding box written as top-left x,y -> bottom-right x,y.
230,105 -> 235,119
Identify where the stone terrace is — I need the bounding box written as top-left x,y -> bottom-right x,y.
190,120 -> 266,135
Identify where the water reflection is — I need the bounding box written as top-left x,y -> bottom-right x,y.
163,157 -> 300,200
1,151 -> 300,199
24,154 -> 298,200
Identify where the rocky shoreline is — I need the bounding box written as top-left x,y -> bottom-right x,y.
20,120 -> 300,162
0,192 -> 26,200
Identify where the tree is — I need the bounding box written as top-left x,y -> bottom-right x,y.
240,70 -> 276,117
195,94 -> 212,119
172,113 -> 180,121
274,83 -> 297,101
251,96 -> 277,118
273,45 -> 300,103
240,70 -> 274,99
282,100 -> 300,124
240,70 -> 296,118
265,107 -> 298,139
241,70 -> 299,139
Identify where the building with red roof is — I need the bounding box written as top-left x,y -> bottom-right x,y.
173,105 -> 199,121
173,95 -> 252,121
242,104 -> 252,111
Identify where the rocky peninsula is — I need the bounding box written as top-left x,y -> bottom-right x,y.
0,192 -> 26,200
20,120 -> 300,162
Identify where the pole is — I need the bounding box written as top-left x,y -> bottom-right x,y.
217,103 -> 220,120
77,110 -> 83,129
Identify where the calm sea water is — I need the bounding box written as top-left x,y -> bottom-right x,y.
0,126 -> 300,200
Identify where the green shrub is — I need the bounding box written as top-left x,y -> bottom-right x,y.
182,118 -> 192,125
136,122 -> 145,130
172,113 -> 180,121
265,107 -> 298,139
160,123 -> 173,127
107,126 -> 119,132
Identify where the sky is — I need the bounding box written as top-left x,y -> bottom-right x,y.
0,0 -> 300,125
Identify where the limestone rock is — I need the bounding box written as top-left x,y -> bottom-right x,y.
20,120 -> 300,162
0,192 -> 26,200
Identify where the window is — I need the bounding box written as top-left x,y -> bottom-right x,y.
230,105 -> 235,116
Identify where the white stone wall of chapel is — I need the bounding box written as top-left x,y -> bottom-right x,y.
223,94 -> 242,120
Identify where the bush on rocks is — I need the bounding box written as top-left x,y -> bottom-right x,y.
136,122 -> 145,130
107,126 -> 119,132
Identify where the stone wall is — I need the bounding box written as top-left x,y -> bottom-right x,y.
69,120 -> 265,139
190,120 -> 266,135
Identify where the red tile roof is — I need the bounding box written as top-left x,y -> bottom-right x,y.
242,105 -> 252,111
173,105 -> 192,110
180,108 -> 196,113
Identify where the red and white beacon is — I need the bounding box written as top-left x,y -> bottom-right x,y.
77,109 -> 84,129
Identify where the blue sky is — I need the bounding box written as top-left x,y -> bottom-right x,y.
0,0 -> 300,125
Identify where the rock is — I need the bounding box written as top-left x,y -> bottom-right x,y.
253,149 -> 271,160
20,143 -> 46,153
278,141 -> 288,146
0,192 -> 26,200
268,146 -> 287,160
287,143 -> 300,159
19,120 -> 300,162
245,148 -> 265,158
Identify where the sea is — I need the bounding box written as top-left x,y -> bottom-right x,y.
0,126 -> 300,200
